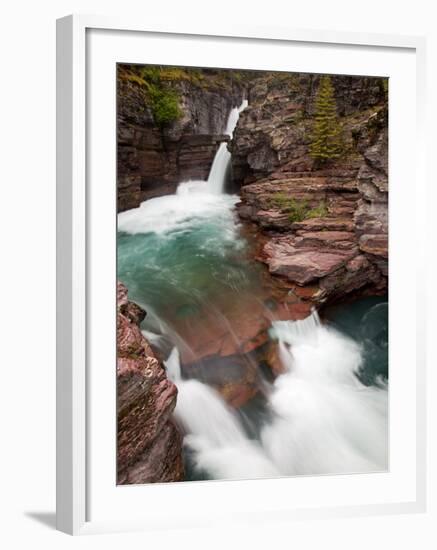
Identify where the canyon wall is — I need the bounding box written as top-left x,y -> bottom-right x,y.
117,282 -> 184,484
232,73 -> 388,306
117,65 -> 247,211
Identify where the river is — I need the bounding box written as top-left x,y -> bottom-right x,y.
117,101 -> 388,481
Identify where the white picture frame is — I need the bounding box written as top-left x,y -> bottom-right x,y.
56,14 -> 427,535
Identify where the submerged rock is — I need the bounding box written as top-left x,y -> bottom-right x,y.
117,282 -> 184,484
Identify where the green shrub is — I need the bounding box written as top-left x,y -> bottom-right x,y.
139,66 -> 161,84
306,201 -> 329,219
122,65 -> 183,125
270,194 -> 329,223
270,192 -> 296,209
286,201 -> 310,223
148,85 -> 182,125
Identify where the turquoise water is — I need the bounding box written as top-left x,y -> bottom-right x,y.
324,297 -> 388,386
117,183 -> 388,387
117,182 -> 273,366
117,216 -> 262,322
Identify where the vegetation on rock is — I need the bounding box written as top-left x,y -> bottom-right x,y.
120,65 -> 183,125
270,193 -> 329,223
119,64 -> 255,125
310,76 -> 344,162
148,86 -> 181,125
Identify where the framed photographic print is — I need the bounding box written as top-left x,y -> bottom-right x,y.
56,15 -> 427,535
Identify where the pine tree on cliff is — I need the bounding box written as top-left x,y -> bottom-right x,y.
310,76 -> 343,163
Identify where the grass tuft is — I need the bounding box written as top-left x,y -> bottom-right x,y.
270,193 -> 329,223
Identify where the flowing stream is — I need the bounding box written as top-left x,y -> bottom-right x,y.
207,99 -> 248,194
118,100 -> 388,481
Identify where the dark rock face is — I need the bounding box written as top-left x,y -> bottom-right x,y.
354,108 -> 388,277
231,74 -> 385,187
233,73 -> 388,304
117,67 -> 245,211
117,282 -> 184,484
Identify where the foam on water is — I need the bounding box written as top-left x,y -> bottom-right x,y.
165,348 -> 280,480
118,180 -> 239,236
164,312 -> 388,481
262,313 -> 388,476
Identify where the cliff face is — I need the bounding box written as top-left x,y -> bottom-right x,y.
232,73 -> 388,305
117,282 -> 184,484
117,66 -> 246,211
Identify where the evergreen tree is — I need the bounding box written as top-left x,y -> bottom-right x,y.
310,76 -> 343,162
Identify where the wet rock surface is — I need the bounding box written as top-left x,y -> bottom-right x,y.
117,282 -> 184,484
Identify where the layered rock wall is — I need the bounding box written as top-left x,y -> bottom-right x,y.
232,73 -> 388,305
117,282 -> 184,484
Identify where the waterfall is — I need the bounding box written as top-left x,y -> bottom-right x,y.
165,348 -> 280,480
206,99 -> 248,194
262,315 -> 388,476
225,99 -> 248,135
164,313 -> 388,481
118,98 -> 248,237
269,309 -> 321,346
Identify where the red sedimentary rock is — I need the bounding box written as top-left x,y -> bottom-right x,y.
117,282 -> 184,484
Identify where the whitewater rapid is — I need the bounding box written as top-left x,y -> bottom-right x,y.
164,312 -> 388,481
165,348 -> 280,479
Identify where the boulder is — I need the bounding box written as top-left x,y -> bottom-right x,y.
263,238 -> 355,285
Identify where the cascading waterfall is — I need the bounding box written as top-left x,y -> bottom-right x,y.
165,348 -> 280,480
206,99 -> 248,194
262,313 -> 388,476
118,98 -> 248,236
163,313 -> 388,481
